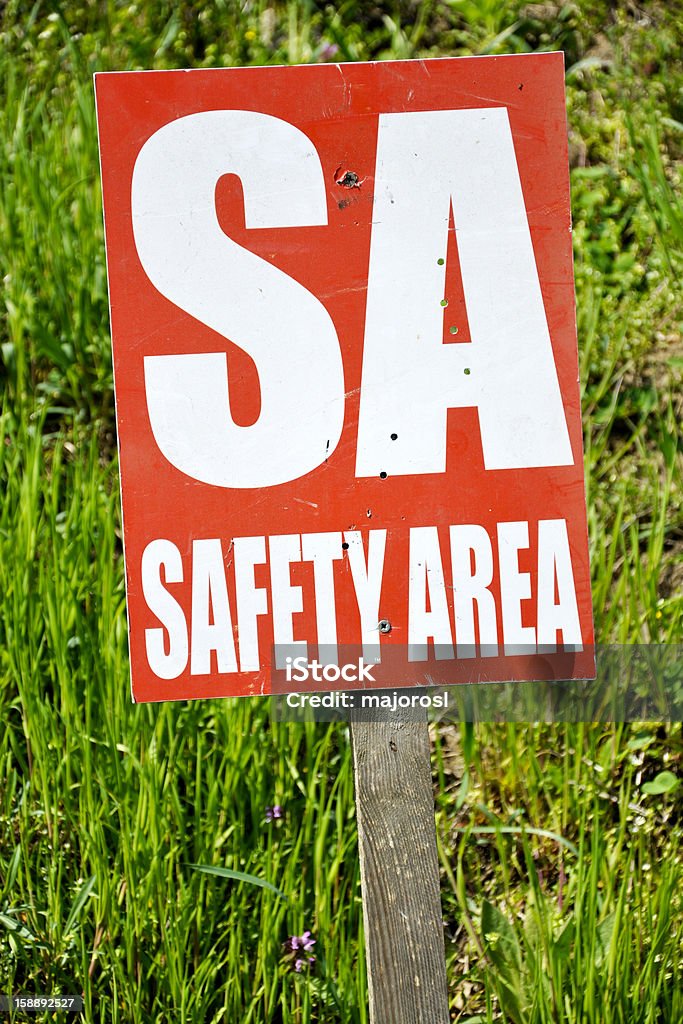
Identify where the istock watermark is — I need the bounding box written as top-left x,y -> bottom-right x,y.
271,645 -> 683,722
272,647 -> 453,720
280,654 -> 450,715
284,655 -> 378,685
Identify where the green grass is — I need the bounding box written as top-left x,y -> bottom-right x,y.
1,1 -> 682,1021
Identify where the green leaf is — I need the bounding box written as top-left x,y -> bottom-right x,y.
598,910 -> 617,957
190,864 -> 288,901
554,919 -> 575,961
627,732 -> 656,750
641,771 -> 680,795
454,825 -> 579,857
462,721 -> 476,764
64,874 -> 97,936
5,845 -> 21,893
481,900 -> 522,977
0,912 -> 39,945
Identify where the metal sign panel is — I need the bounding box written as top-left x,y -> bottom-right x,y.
96,54 -> 594,702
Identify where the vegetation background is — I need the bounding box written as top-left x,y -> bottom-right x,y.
0,0 -> 681,1021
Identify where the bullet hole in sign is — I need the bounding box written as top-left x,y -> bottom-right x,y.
390,433 -> 398,440
334,166 -> 363,188
379,471 -> 388,479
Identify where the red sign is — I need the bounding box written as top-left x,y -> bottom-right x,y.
96,54 -> 594,703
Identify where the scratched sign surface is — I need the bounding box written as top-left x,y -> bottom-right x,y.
95,54 -> 595,703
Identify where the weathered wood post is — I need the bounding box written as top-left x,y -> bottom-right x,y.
350,706 -> 450,1023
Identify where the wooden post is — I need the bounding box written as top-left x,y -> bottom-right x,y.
350,705 -> 450,1023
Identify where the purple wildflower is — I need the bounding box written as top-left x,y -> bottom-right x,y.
283,930 -> 316,972
319,41 -> 339,61
292,930 -> 315,952
265,805 -> 283,821
294,956 -> 316,972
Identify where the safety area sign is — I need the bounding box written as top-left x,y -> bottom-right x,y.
96,53 -> 595,702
